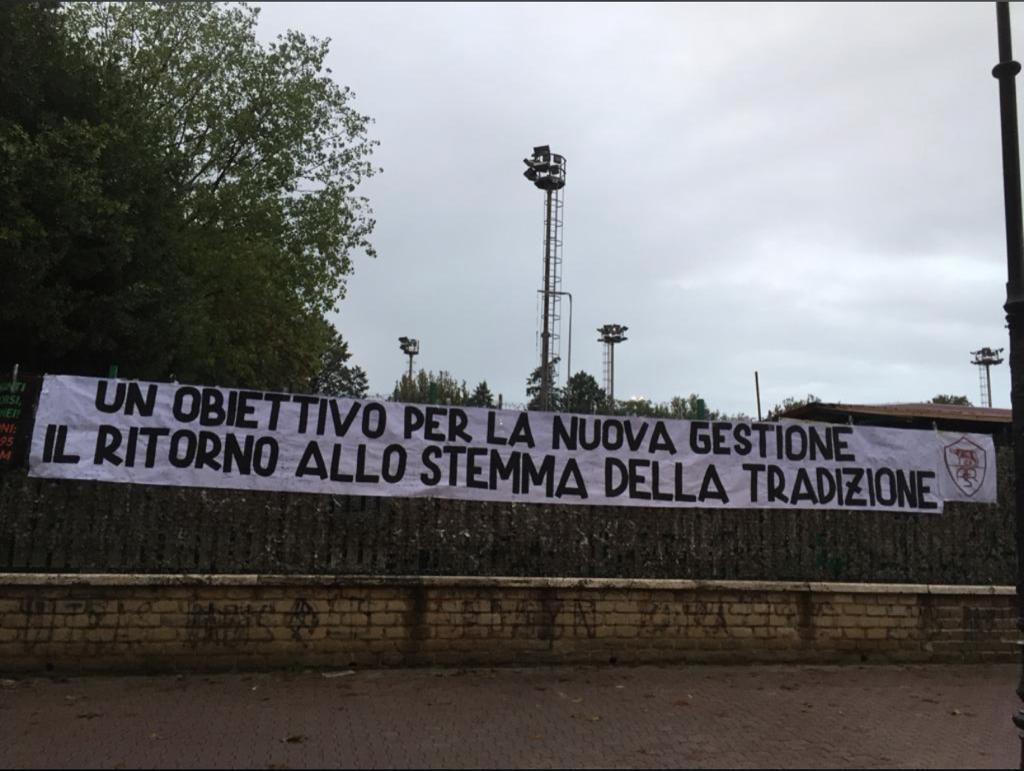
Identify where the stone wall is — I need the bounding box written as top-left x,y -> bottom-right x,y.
0,574 -> 1014,673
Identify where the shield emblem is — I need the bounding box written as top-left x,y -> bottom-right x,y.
944,435 -> 988,497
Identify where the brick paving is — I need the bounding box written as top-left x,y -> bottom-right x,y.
0,664 -> 1017,768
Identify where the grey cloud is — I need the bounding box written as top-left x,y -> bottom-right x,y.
255,2 -> 1018,412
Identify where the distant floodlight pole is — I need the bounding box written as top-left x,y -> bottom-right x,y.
597,324 -> 628,406
398,336 -> 419,382
971,346 -> 1005,407
992,2 -> 1024,762
523,145 -> 567,411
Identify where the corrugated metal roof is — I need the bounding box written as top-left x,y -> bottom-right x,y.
780,401 -> 1012,424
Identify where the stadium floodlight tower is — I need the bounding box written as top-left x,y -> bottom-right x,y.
398,336 -> 419,383
597,324 -> 628,405
971,346 -> 1005,407
523,145 -> 567,411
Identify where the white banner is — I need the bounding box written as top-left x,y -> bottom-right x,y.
28,375 -> 997,512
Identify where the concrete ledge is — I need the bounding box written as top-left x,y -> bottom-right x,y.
0,573 -> 1014,596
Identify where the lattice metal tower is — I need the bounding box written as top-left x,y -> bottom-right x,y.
971,346 -> 1004,407
398,337 -> 419,383
598,324 -> 628,405
523,145 -> 566,410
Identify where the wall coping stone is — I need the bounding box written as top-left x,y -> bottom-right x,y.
0,573 -> 1014,596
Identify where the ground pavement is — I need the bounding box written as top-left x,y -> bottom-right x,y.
0,664 -> 1017,768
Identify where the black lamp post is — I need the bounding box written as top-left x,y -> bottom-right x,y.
991,2 -> 1024,764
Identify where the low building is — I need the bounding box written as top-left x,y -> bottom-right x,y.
778,401 -> 1012,444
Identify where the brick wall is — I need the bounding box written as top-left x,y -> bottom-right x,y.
0,575 -> 1015,673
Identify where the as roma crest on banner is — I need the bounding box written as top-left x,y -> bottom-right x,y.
944,435 -> 988,497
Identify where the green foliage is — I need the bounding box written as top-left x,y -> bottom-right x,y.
526,357 -> 562,411
561,371 -> 607,414
930,394 -> 972,406
391,369 -> 469,405
307,323 -> 367,398
767,393 -> 821,420
1,2 -> 378,389
0,2 -> 186,377
468,380 -> 495,408
612,393 -> 725,419
666,393 -> 722,420
616,398 -> 670,418
610,393 -> 724,417
538,374 -> 731,420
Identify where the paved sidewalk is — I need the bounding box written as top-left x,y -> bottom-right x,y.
0,664 -> 1016,768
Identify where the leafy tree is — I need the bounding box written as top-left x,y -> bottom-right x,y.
468,380 -> 495,408
930,394 -> 972,406
617,398 -> 671,418
667,394 -> 721,420
526,357 -> 563,411
768,393 -> 821,420
561,371 -> 607,414
391,369 -> 469,405
0,2 -> 187,378
2,2 -> 378,389
307,324 -> 368,397
613,393 -> 725,419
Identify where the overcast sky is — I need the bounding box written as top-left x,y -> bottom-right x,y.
255,2 -> 1019,414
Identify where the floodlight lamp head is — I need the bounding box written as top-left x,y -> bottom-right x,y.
597,323 -> 628,344
971,346 -> 1005,365
523,144 -> 566,191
